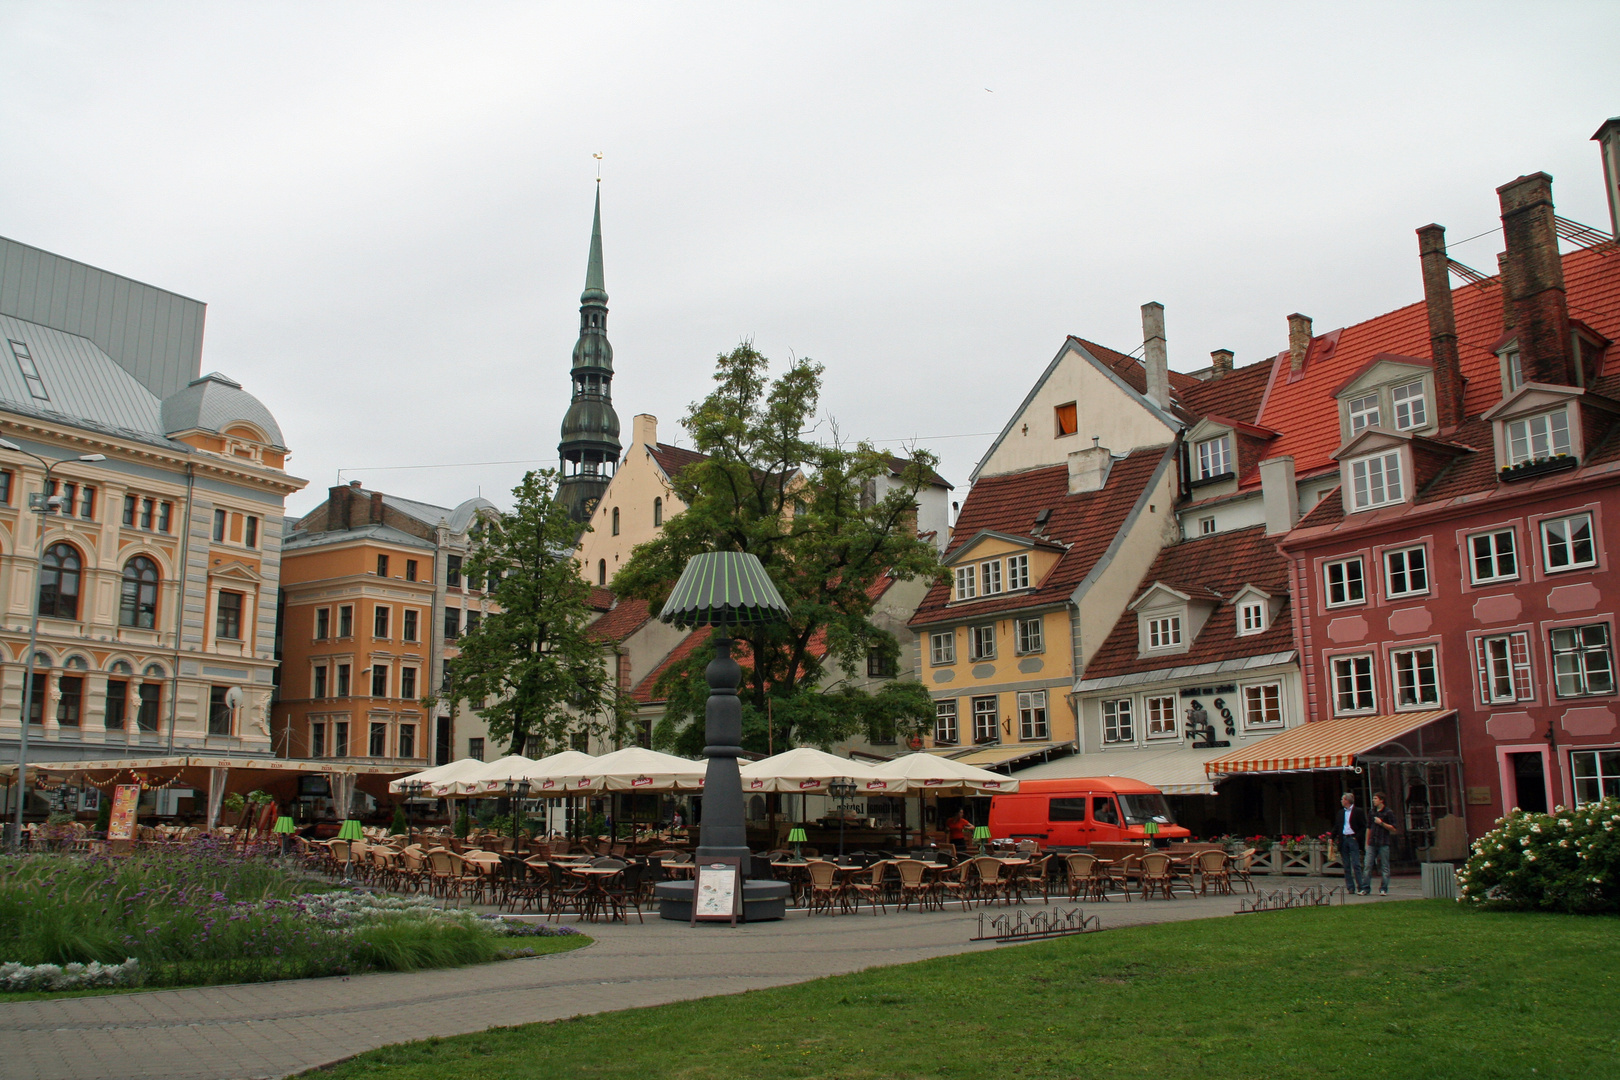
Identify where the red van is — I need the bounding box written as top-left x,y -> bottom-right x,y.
988,777 -> 1191,847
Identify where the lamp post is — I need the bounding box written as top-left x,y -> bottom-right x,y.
401,780 -> 424,847
502,776 -> 530,848
0,438 -> 106,850
828,777 -> 857,860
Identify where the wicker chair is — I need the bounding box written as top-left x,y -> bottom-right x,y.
894,859 -> 934,911
845,861 -> 889,915
1064,853 -> 1111,901
804,860 -> 846,915
934,860 -> 975,910
1197,850 -> 1233,896
1138,852 -> 1181,900
971,857 -> 1011,905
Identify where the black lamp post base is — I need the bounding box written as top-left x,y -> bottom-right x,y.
653,879 -> 789,922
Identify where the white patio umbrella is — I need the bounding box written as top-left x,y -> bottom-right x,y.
739,747 -> 889,794
437,755 -> 537,796
387,757 -> 484,794
586,746 -> 708,792
864,752 -> 1020,794
478,750 -> 599,795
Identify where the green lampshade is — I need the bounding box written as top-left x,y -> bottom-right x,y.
1143,820 -> 1160,836
273,816 -> 295,835
787,827 -> 807,843
973,825 -> 991,840
337,819 -> 363,841
658,551 -> 791,629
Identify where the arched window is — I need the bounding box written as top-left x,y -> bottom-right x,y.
38,543 -> 81,619
598,559 -> 607,585
611,507 -> 620,535
120,556 -> 159,628
653,497 -> 662,526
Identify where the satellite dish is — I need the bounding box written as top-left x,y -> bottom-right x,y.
224,687 -> 245,709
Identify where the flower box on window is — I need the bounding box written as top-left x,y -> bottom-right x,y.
1499,455 -> 1577,483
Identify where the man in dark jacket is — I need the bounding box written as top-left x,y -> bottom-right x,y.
1366,792 -> 1398,895
1337,792 -> 1369,895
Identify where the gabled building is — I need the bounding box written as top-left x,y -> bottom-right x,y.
576,413 -> 707,587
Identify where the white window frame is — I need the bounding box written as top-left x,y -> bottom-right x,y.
969,624 -> 996,661
1541,513 -> 1597,573
1238,600 -> 1266,635
1324,558 -> 1366,607
1102,699 -> 1134,744
1006,554 -> 1030,591
971,696 -> 999,744
1348,450 -> 1404,511
1197,435 -> 1232,480
1241,683 -> 1283,729
1476,632 -> 1533,705
934,700 -> 959,745
930,630 -> 956,666
1551,623 -> 1616,699
1017,690 -> 1049,741
1145,695 -> 1178,739
1199,516 -> 1216,535
1506,409 -> 1572,466
1383,546 -> 1429,599
1146,615 -> 1182,650
1391,646 -> 1440,709
1571,748 -> 1620,806
953,565 -> 976,601
1348,393 -> 1381,434
1332,654 -> 1376,714
980,559 -> 1002,596
1015,616 -> 1044,655
1391,381 -> 1427,431
1469,530 -> 1519,584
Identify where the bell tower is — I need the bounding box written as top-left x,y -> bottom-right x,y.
557,185 -> 622,522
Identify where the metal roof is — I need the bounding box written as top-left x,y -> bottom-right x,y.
160,371 -> 286,449
381,493 -> 497,534
0,313 -> 174,445
283,522 -> 437,553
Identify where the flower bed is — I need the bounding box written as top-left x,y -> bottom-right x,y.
0,844 -> 584,993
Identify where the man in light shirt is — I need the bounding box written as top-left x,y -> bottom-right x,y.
1338,792 -> 1369,895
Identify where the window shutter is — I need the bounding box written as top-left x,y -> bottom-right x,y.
1474,637 -> 1492,704
1511,632 -> 1533,700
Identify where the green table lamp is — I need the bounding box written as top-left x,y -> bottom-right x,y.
1143,819 -> 1160,845
973,824 -> 991,855
273,816 -> 295,834
337,818 -> 363,881
787,827 -> 807,859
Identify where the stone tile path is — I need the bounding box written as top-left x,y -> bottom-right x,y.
0,878 -> 1422,1080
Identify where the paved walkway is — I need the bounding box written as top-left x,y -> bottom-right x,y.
1,877 -> 1422,1080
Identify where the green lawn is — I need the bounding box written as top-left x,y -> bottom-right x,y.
313,902 -> 1618,1080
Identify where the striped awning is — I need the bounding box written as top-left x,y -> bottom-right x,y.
1203,711 -> 1455,777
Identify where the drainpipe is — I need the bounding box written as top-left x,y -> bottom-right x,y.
166,463 -> 196,753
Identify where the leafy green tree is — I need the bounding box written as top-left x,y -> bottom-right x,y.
446,469 -> 633,756
613,343 -> 941,754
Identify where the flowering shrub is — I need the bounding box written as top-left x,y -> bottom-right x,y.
0,958 -> 141,992
1456,798 -> 1620,914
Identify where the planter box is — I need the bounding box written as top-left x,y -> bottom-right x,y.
1499,456 -> 1578,483
1319,843 -> 1343,876
1248,848 -> 1280,874
1279,846 -> 1313,874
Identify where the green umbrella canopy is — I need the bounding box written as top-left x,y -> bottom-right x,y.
658,551 -> 791,629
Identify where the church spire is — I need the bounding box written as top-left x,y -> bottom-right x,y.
558,182 -> 622,524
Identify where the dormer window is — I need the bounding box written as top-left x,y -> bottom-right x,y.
979,559 -> 1002,596
1391,382 -> 1427,431
1506,409 -> 1571,466
1505,348 -> 1524,392
1239,600 -> 1266,635
1007,554 -> 1029,590
954,566 -> 976,601
1348,393 -> 1381,434
1147,615 -> 1182,649
1196,435 -> 1232,480
1347,450 -> 1404,511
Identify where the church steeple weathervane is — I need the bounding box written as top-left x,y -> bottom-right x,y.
558,168 -> 621,523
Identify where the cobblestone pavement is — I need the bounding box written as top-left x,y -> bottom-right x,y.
0,877 -> 1423,1080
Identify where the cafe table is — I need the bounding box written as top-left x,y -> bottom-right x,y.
567,865 -> 627,921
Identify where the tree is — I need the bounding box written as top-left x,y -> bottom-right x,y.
613,343 -> 941,754
446,469 -> 633,756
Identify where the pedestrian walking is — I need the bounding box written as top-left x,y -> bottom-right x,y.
1366,792 -> 1397,895
1337,792 -> 1370,895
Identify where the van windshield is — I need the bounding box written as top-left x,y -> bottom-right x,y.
1117,793 -> 1175,826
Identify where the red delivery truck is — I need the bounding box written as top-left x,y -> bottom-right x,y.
988,776 -> 1190,847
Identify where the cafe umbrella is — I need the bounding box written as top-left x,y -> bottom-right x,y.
864,753 -> 1019,851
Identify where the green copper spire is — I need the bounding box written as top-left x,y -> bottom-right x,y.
582,185 -> 607,304
559,182 -> 621,524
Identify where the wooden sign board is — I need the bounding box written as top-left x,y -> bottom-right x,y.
1466,786 -> 1493,806
691,856 -> 744,926
107,784 -> 141,842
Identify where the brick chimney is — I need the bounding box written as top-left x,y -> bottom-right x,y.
1140,302 -> 1170,409
1209,349 -> 1233,380
1497,172 -> 1573,385
1593,117 -> 1620,240
1416,224 -> 1467,429
1287,314 -> 1312,373
328,484 -> 354,530
370,491 -> 385,525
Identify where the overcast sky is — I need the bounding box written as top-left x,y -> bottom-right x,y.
1,3 -> 1615,518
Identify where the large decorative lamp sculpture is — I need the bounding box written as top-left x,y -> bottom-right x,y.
652,550 -> 793,922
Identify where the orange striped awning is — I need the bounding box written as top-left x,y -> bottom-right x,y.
1203,711 -> 1455,777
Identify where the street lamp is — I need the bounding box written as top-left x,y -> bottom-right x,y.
401,779 -> 425,847
0,438 -> 106,850
502,776 -> 530,846
828,777 -> 858,861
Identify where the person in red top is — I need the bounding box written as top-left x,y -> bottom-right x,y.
945,810 -> 970,854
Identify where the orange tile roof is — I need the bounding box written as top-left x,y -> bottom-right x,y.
909,446 -> 1173,628
648,443 -> 707,480
587,596 -> 653,643
1255,245 -> 1620,479
1177,356 -> 1278,426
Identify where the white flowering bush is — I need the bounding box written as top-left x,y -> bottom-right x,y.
1,958 -> 141,992
1457,797 -> 1620,913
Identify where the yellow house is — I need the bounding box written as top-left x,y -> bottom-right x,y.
576,414 -> 705,587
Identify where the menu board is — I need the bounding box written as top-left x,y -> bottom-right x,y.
107,784 -> 141,841
691,858 -> 743,925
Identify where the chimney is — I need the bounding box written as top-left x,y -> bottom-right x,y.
1140,302 -> 1170,409
633,413 -> 658,450
1067,441 -> 1113,495
1497,172 -> 1573,385
329,484 -> 355,530
1287,314 -> 1312,373
1594,117 -> 1620,240
1416,224 -> 1467,429
370,491 -> 384,525
1209,349 -> 1233,380
1259,456 -> 1299,536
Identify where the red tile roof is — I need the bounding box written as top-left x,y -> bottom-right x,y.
1072,337 -> 1203,397
1177,356 -> 1278,426
587,596 -> 653,644
1255,245 -> 1620,479
1082,525 -> 1294,681
648,443 -> 708,480
587,586 -> 615,612
909,446 -> 1173,628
